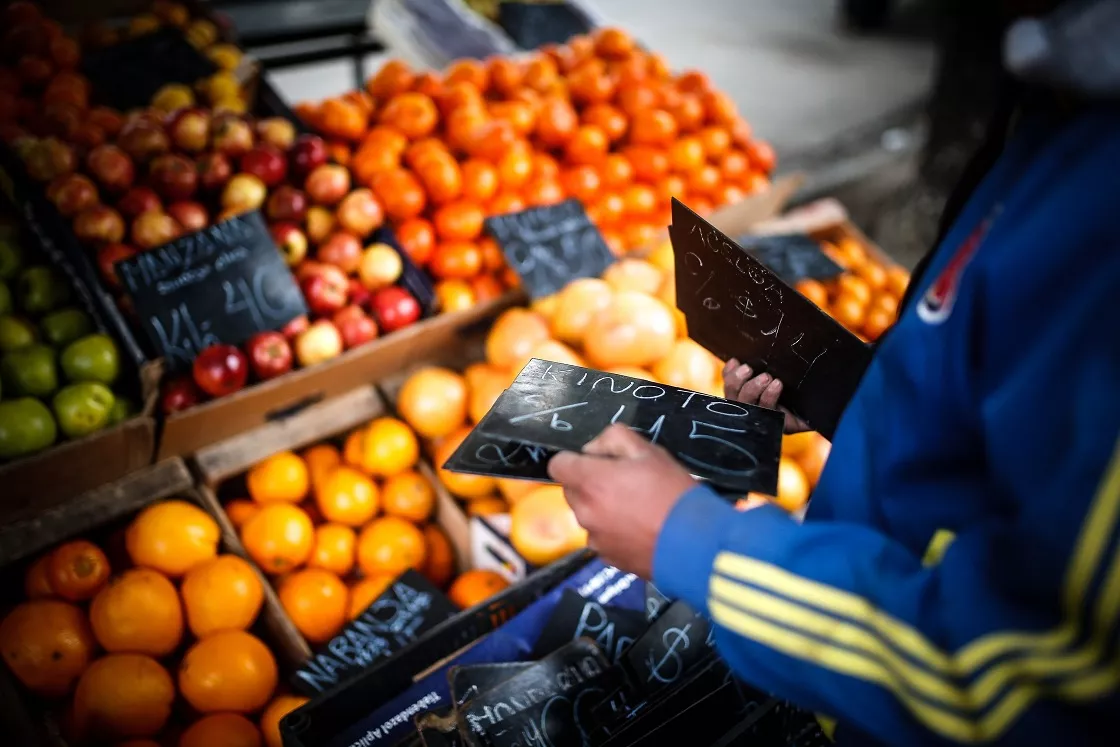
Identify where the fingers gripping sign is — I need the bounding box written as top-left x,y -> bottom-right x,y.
547,424 -> 699,579
721,358 -> 810,434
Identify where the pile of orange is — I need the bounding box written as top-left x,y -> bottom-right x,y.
0,500 -> 307,747
297,26 -> 776,313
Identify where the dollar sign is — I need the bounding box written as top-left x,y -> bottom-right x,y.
646,624 -> 692,685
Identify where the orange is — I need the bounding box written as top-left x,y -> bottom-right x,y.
260,694 -> 309,747
484,308 -> 551,369
342,429 -> 365,469
446,59 -> 488,90
523,54 -> 559,91
181,555 -> 264,637
48,540 -> 110,601
773,458 -> 811,513
886,266 -> 910,298
560,164 -> 601,203
471,274 -> 505,304
873,292 -> 900,318
549,278 -> 613,346
279,569 -> 349,644
535,96 -> 578,147
467,363 -> 509,423
302,444 -> 341,494
461,158 -> 499,203
382,470 -> 436,522
359,417 -> 420,477
316,466 -> 379,526
509,486 -> 588,567
357,517 -> 427,576
855,260 -> 889,292
490,100 -> 536,136
420,525 -> 456,589
372,168 -> 427,222
863,306 -> 895,341
435,279 -> 476,312
687,164 -> 721,195
467,497 -> 509,516
830,293 -> 868,332
179,630 -> 278,714
834,237 -> 868,267
308,524 -> 357,575
0,600 -> 94,697
434,427 -> 498,498
582,103 -> 627,142
248,451 -> 309,504
567,60 -> 615,104
89,568 -> 182,656
348,574 -> 396,619
433,200 -> 485,242
378,92 -> 437,139
226,499 -> 261,530
834,274 -> 872,306
652,339 -> 719,392
523,176 -> 565,207
797,435 -> 832,488
498,478 -> 538,505
23,554 -> 54,599
698,126 -> 731,158
73,654 -> 174,741
447,570 -> 510,609
367,59 -> 414,99
616,82 -> 659,117
745,139 -> 777,173
630,109 -> 677,146
794,279 -> 829,308
602,259 -> 663,295
565,124 -> 608,165
668,137 -> 704,173
396,217 -> 437,265
594,27 -> 635,58
497,147 -> 533,190
718,150 -> 750,181
624,145 -> 669,182
488,57 -> 524,95
667,93 -> 705,132
127,500 -> 221,578
430,240 -> 483,280
511,340 -> 585,375
583,291 -> 677,369
601,153 -> 634,187
780,432 -> 817,460
622,183 -> 658,216
240,503 -> 314,574
181,713 -> 262,747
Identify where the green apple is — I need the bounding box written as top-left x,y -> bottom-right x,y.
0,233 -> 22,281
60,334 -> 120,386
52,382 -> 115,439
1,344 -> 58,397
108,396 -> 138,424
0,316 -> 37,353
17,266 -> 71,316
0,397 -> 57,459
39,308 -> 93,348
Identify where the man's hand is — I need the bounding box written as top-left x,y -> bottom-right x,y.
546,424 -> 698,580
722,358 -> 810,434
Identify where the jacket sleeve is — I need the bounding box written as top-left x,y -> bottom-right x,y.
652,251 -> 1120,745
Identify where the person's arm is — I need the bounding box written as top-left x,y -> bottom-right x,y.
654,244 -> 1120,745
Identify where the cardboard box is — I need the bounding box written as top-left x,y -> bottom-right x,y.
0,458 -> 306,747
190,385 -> 474,658
158,292 -> 522,460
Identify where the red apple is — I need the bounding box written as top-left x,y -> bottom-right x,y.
240,144 -> 287,187
295,320 -> 343,367
358,242 -> 404,290
290,133 -> 328,179
161,375 -> 203,414
245,331 -> 294,380
46,173 -> 98,217
335,188 -> 384,238
270,222 -> 308,267
196,152 -> 232,191
73,204 -> 125,244
167,201 -> 208,233
117,119 -> 169,163
300,264 -> 349,316
96,242 -> 137,289
256,117 -> 296,151
304,163 -> 350,206
192,343 -> 249,397
281,314 -> 309,339
221,173 -> 267,212
294,260 -> 327,283
210,114 -> 254,157
305,205 -> 335,245
131,210 -> 182,249
347,278 -> 371,309
371,286 -> 421,334
117,186 -> 162,218
149,153 -> 198,202
265,185 -> 308,223
317,231 -> 362,274
333,305 -> 379,349
86,144 -> 135,193
169,108 -> 210,152
23,136 -> 75,182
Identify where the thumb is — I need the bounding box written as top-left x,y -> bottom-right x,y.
583,423 -> 650,459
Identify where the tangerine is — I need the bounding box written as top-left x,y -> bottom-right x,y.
430,240 -> 483,280
397,367 -> 469,439
523,176 -> 565,207
416,153 -> 462,205
366,60 -> 414,100
621,183 -> 658,216
466,363 -> 510,423
830,293 -> 868,332
308,524 -> 357,576
0,599 -> 94,697
602,259 -> 663,295
433,200 -> 485,241
745,139 -> 777,173
471,274 -> 505,303
378,92 -> 437,140
279,569 -> 349,643
718,150 -> 750,181
461,158 -> 499,203
447,570 -> 510,609
497,148 -> 533,191
357,517 -> 427,576
302,444 -> 342,495
359,417 -> 420,477
583,291 -> 677,369
382,470 -> 436,523
600,153 -> 633,187
435,279 -> 476,312
509,486 -> 587,567
698,126 -> 731,158
434,428 -> 497,498
23,554 -> 54,599
484,308 -> 551,369
582,103 -> 627,142
90,568 -> 183,656
348,575 -> 395,619
73,654 -> 174,740
48,540 -> 110,601
260,695 -> 309,747
420,524 -> 456,589
668,136 -> 705,173
445,59 -> 488,90
226,499 -> 261,530
180,713 -> 263,747
498,477 -> 537,505
466,497 -> 509,516
560,165 -> 601,203
624,145 -> 669,182
488,58 -> 524,96
551,277 -> 614,346
395,217 -> 436,265
794,279 -> 829,308
565,124 -> 608,165
535,96 -> 578,147
317,467 -> 379,526
372,169 -> 427,221
863,307 -> 895,341
773,458 -> 810,513
181,555 -> 264,637
248,451 -> 309,504
127,500 -> 220,578
798,435 -> 832,488
240,503 -> 314,574
179,630 -> 278,714
886,266 -> 910,298
666,93 -> 705,132
630,109 -> 677,146
652,339 -> 719,391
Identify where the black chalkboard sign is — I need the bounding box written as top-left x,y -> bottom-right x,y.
476,359 -> 784,495
671,199 -> 872,440
413,707 -> 463,747
498,1 -> 596,50
739,234 -> 844,285
623,601 -> 714,698
484,199 -> 615,299
449,663 -> 535,709
376,224 -> 438,316
441,412 -> 556,482
291,570 -> 457,696
114,211 -> 307,372
82,27 -> 218,111
532,589 -> 648,665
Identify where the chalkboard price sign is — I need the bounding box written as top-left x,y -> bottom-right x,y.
484,199 -> 616,299
441,411 -> 556,482
738,233 -> 844,285
671,199 -> 872,439
115,211 -> 307,372
477,358 -> 784,495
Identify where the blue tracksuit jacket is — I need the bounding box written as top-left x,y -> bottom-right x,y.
652,104 -> 1120,745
